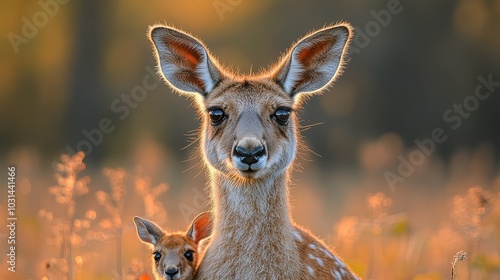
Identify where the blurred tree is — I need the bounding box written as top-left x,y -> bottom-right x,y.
63,1 -> 114,163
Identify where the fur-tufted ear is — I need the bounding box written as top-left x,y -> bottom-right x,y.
133,216 -> 165,246
186,212 -> 213,244
273,24 -> 352,98
149,25 -> 224,96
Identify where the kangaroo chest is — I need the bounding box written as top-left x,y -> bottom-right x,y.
195,226 -> 304,279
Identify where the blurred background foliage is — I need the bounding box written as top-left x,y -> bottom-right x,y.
1,0 -> 499,165
1,0 -> 500,279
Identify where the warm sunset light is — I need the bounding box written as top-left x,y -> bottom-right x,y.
1,1 -> 500,279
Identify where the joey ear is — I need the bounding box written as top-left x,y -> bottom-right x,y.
133,216 -> 165,246
149,25 -> 224,96
186,212 -> 213,244
273,24 -> 352,98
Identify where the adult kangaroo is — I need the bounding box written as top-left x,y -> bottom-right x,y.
149,23 -> 358,279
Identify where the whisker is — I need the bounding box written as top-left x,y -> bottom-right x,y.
182,160 -> 202,174
302,144 -> 322,159
182,129 -> 200,151
298,122 -> 324,132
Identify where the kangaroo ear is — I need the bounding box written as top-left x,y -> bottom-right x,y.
273,24 -> 352,99
186,212 -> 213,244
133,216 -> 165,246
149,25 -> 224,96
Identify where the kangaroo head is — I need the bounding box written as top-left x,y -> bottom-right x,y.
149,24 -> 352,182
134,213 -> 212,280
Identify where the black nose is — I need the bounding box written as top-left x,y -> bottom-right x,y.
234,145 -> 266,165
165,266 -> 179,277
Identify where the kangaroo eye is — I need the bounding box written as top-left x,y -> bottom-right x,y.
153,251 -> 161,262
184,250 -> 194,262
273,107 -> 291,125
208,108 -> 226,125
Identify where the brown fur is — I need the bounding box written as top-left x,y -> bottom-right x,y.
152,233 -> 198,280
134,213 -> 212,280
148,24 -> 359,279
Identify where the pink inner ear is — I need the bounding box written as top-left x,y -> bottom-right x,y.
297,39 -> 334,68
175,72 -> 205,91
168,40 -> 206,91
192,214 -> 211,243
168,40 -> 202,70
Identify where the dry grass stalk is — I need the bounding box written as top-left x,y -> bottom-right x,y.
451,250 -> 467,280
96,167 -> 127,279
45,151 -> 90,280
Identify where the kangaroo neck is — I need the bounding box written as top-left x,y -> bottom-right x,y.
210,171 -> 294,232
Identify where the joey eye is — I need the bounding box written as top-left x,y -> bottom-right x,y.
208,108 -> 226,125
153,251 -> 161,262
184,250 -> 195,262
273,107 -> 291,125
